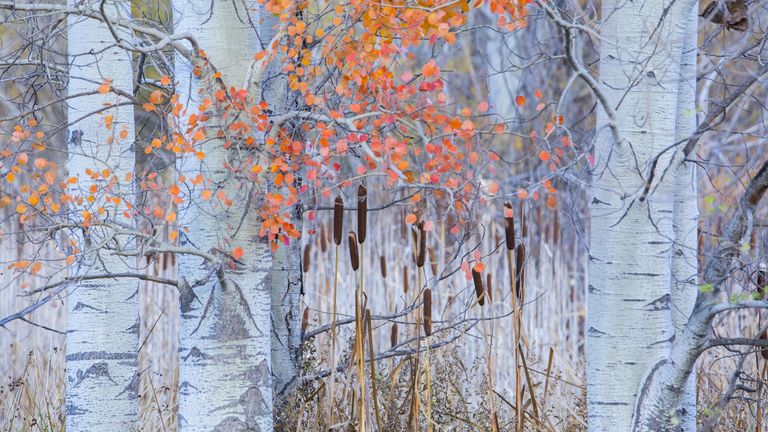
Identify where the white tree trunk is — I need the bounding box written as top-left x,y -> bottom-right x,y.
586,1 -> 696,430
667,6 -> 700,428
174,1 -> 273,430
259,10 -> 304,409
65,1 -> 138,429
270,209 -> 303,400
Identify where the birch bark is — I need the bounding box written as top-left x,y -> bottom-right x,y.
65,1 -> 138,429
586,1 -> 697,430
174,1 -> 273,430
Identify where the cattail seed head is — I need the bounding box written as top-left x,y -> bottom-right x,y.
486,273 -> 493,303
428,246 -> 437,276
423,288 -> 432,337
472,269 -> 485,306
380,255 -> 387,279
357,185 -> 367,243
303,243 -> 311,273
348,231 -> 359,271
320,224 -> 328,253
416,222 -> 426,268
504,202 -> 516,251
403,266 -> 409,293
520,203 -> 528,241
333,196 -> 344,245
301,307 -> 309,334
515,244 -> 526,301
391,323 -> 398,348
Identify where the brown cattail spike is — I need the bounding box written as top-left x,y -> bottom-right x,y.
428,246 -> 437,277
423,288 -> 432,337
357,185 -> 368,243
403,266 -> 409,293
416,222 -> 426,268
520,203 -> 528,241
380,255 -> 387,278
472,269 -> 485,306
515,244 -> 526,301
301,307 -> 310,334
391,323 -> 398,348
333,196 -> 344,245
320,224 -> 328,253
486,273 -> 493,303
348,231 -> 359,271
504,202 -> 516,251
302,244 -> 311,274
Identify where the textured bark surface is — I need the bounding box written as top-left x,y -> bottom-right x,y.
270,207 -> 303,399
175,1 -> 273,430
587,1 -> 697,430
666,7 -> 700,428
65,1 -> 138,429
260,9 -> 304,412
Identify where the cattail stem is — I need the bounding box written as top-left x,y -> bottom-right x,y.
425,334 -> 433,432
329,244 -> 340,421
350,234 -> 366,432
480,301 -> 497,432
365,310 -> 382,431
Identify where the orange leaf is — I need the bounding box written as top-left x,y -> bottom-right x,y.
405,213 -> 417,224
539,150 -> 551,161
66,255 -> 76,265
421,60 -> 440,79
97,80 -> 112,94
516,95 -> 526,106
232,246 -> 244,260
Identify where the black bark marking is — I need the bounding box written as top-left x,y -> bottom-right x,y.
73,361 -> 117,387
178,276 -> 198,314
182,346 -> 212,362
66,351 -> 136,361
178,381 -> 200,396
644,293 -> 671,311
66,402 -> 89,416
72,301 -> 102,312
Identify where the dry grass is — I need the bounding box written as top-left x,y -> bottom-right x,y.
3,196 -> 768,432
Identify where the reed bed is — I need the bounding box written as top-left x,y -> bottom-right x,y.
5,184 -> 768,431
